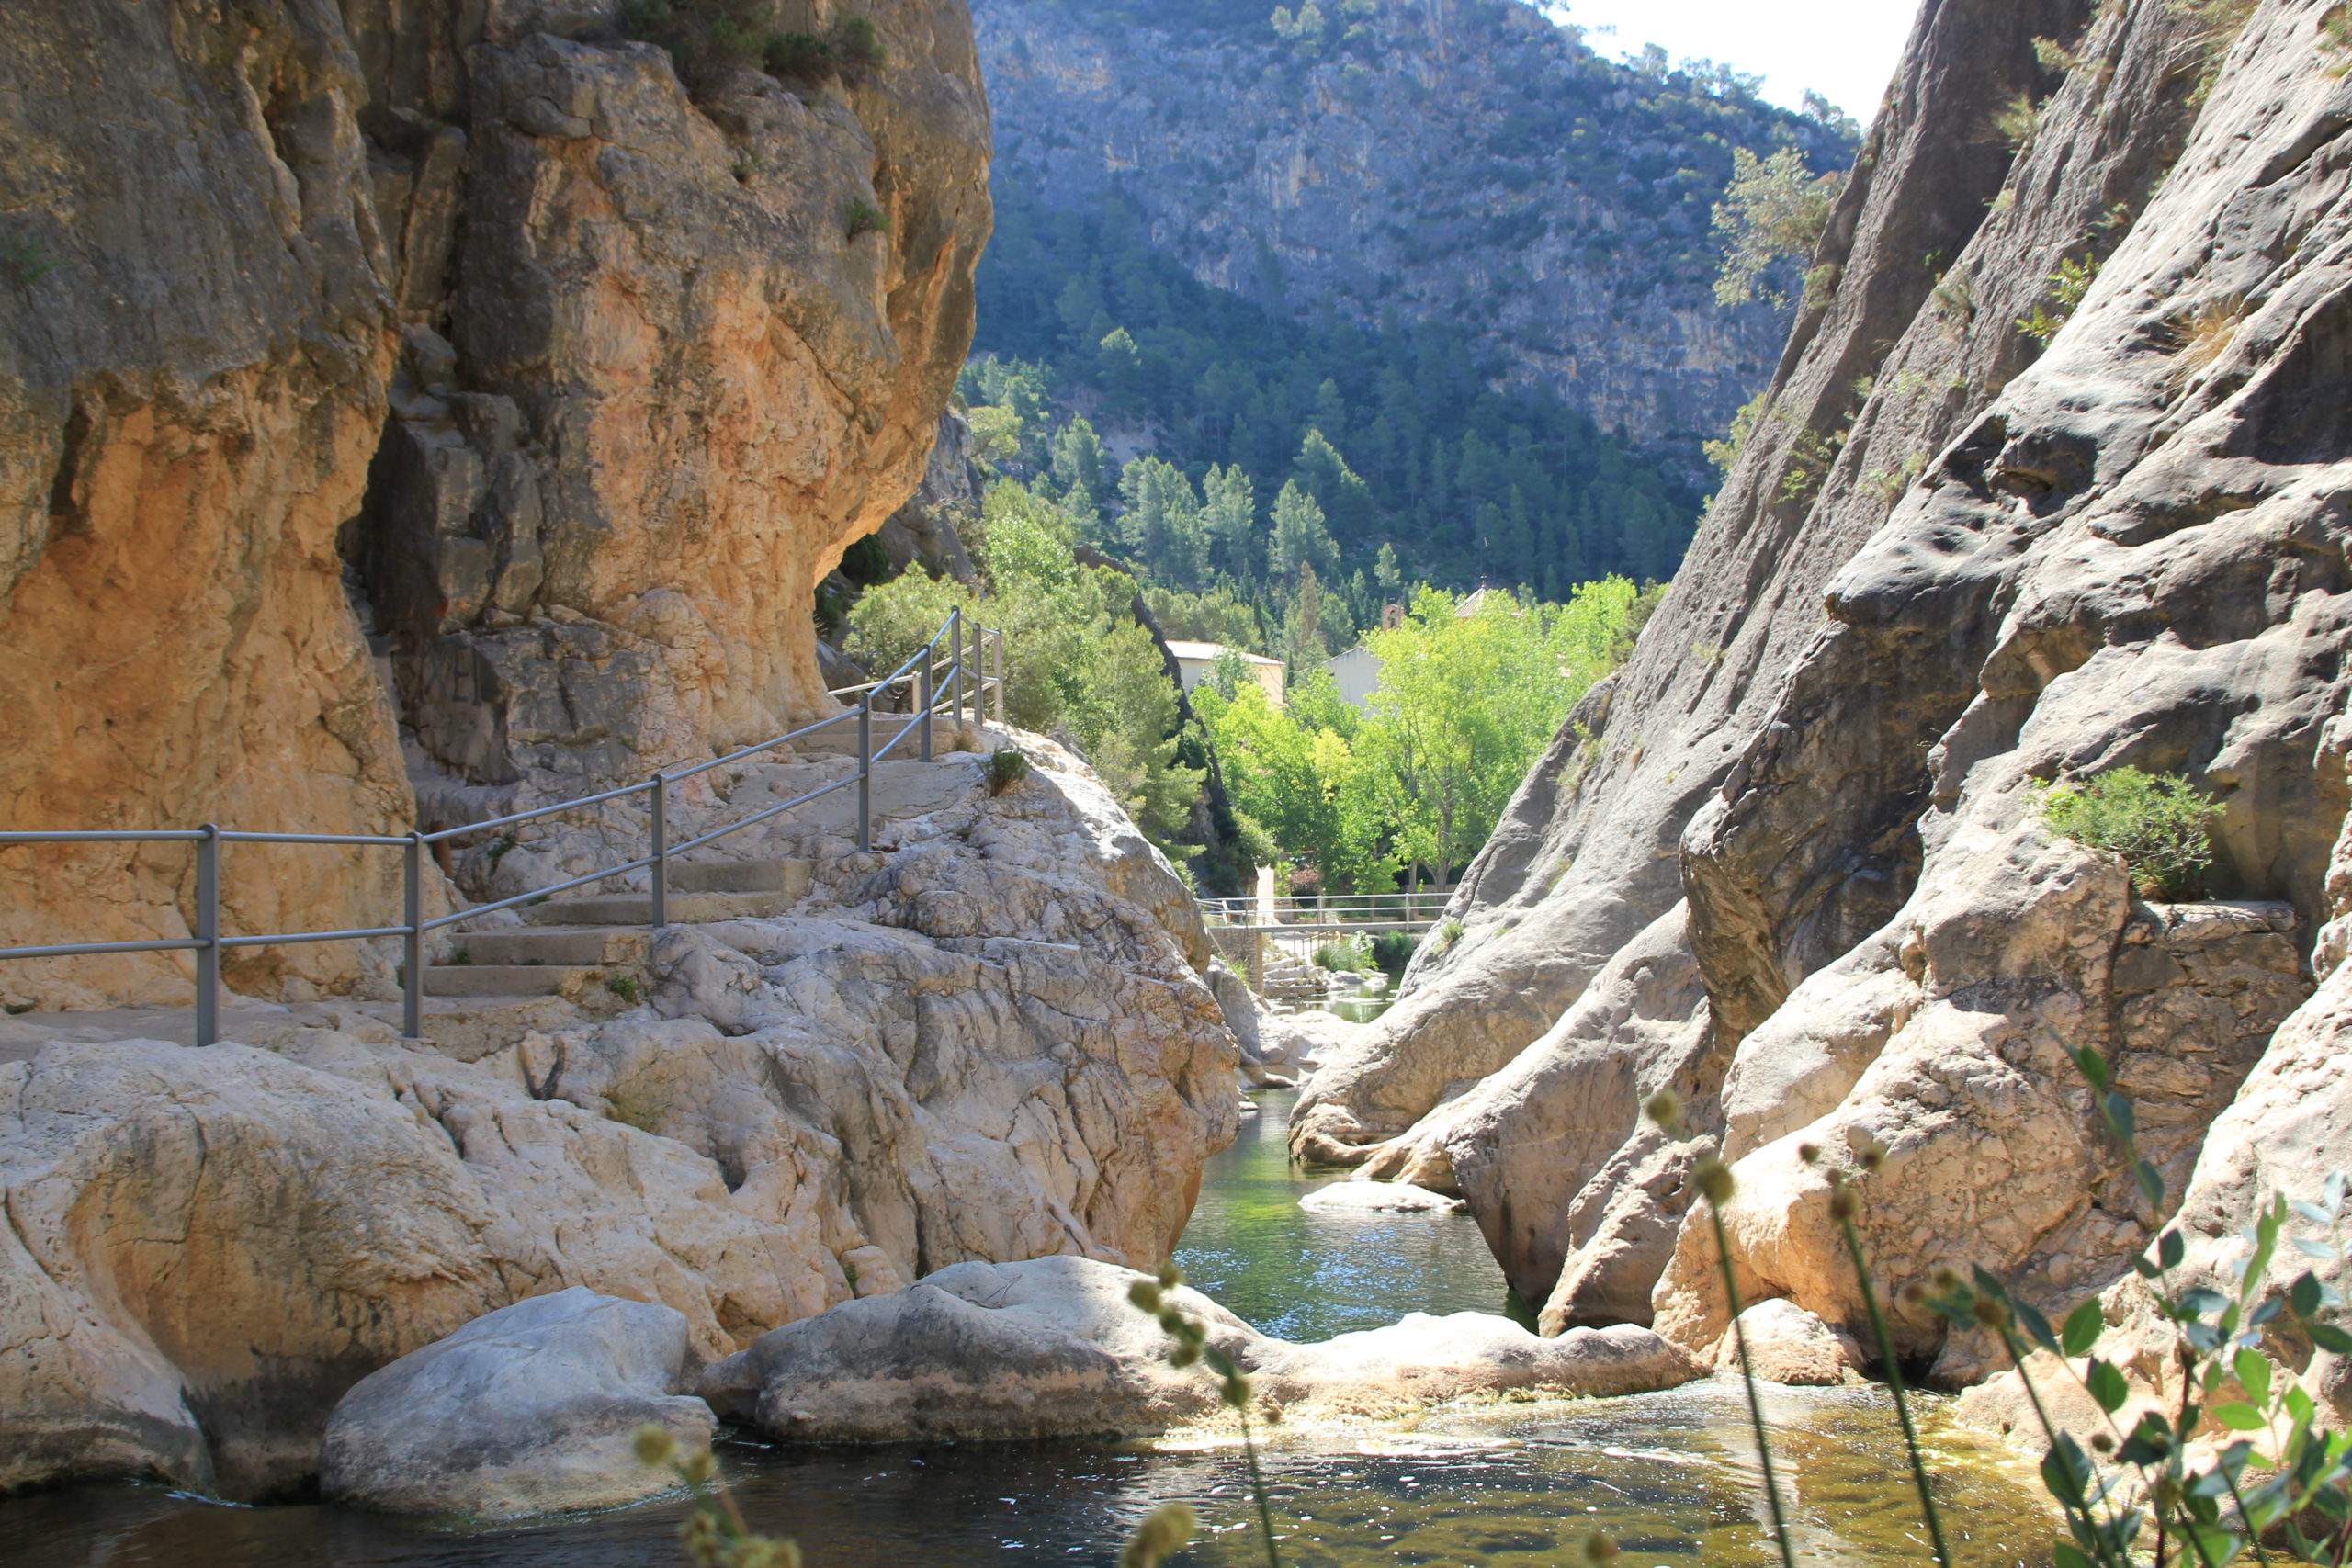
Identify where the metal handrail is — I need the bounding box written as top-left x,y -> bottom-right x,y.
0,607 -> 1005,1046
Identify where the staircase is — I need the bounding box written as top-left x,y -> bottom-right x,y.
1260,949 -> 1327,1002
424,858 -> 811,998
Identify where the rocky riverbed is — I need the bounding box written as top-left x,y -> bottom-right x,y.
3,1093 -> 2055,1566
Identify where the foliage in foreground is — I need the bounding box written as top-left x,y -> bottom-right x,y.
2041,765 -> 2225,899
1638,1046 -> 2352,1568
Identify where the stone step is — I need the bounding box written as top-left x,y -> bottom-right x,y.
666,858 -> 803,894
523,889 -> 794,928
458,926 -> 650,966
423,964 -> 603,998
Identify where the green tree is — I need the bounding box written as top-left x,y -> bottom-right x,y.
1201,464 -> 1260,584
1712,145 -> 1841,308
1098,324 -> 1144,415
1267,479 -> 1339,585
1050,417 -> 1109,511
1119,456 -> 1208,588
1352,581 -> 1632,886
844,475 -> 1204,861
1290,427 -> 1376,543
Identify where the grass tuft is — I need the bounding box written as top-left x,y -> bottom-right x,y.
986,747 -> 1030,796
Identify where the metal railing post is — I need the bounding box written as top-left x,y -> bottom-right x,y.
194,824 -> 220,1047
855,695 -> 875,851
650,772 -> 668,930
402,831 -> 424,1039
969,618 -> 984,728
918,654 -> 933,761
855,691 -> 875,851
992,627 -> 1005,723
946,605 -> 963,728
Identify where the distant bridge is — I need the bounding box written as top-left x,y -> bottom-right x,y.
1201,892 -> 1449,995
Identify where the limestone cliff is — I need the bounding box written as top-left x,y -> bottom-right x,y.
974,0 -> 1848,447
1301,0 -> 2352,1385
0,0 -> 989,1007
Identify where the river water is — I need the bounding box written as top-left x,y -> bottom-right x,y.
2,1090 -> 2052,1567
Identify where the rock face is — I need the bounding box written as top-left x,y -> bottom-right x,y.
977,0 -> 1847,444
699,1254 -> 1700,1442
1299,0 -> 2352,1382
320,1288 -> 713,1518
0,0 -> 991,1010
0,740 -> 1238,1499
0,0 -> 405,1007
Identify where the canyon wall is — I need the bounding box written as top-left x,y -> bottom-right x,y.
1302,0 -> 2352,1385
0,0 -> 989,1007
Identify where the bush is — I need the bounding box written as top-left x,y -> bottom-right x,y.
2040,765 -> 2223,899
832,16 -> 886,67
624,3 -> 888,96
843,198 -> 889,240
764,30 -> 836,77
1710,146 -> 1841,308
764,17 -> 887,81
987,747 -> 1030,795
1310,932 -> 1371,973
618,0 -> 769,93
1370,931 -> 1417,976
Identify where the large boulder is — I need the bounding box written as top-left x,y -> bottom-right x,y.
1297,1181 -> 1464,1215
320,1288 -> 713,1518
1715,1299 -> 1862,1388
0,1039 -> 503,1498
701,1255 -> 1700,1443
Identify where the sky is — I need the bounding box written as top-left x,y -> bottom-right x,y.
1545,0 -> 1917,119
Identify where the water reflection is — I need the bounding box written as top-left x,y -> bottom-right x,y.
1174,1089 -> 1522,1338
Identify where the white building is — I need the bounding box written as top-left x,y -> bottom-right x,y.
1324,644 -> 1382,712
1166,639 -> 1285,707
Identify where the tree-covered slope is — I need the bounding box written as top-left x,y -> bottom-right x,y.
970,0 -> 1853,592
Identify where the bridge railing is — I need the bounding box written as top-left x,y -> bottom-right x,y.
0,608 -> 1009,1046
1199,891 -> 1452,929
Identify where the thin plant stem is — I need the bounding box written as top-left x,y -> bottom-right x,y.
1709,1201 -> 1799,1568
1236,1405 -> 1283,1568
1835,1214 -> 1953,1568
2165,1368 -> 2226,1568
1994,1325 -> 2128,1568
2222,1465 -> 2271,1567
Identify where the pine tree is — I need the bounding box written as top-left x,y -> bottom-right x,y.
1268,479 -> 1340,585
1202,463 -> 1260,584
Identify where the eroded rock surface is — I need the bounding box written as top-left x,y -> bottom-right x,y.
0,742 -> 1238,1499
700,1255 -> 1700,1442
0,0 -> 992,1010
1716,1299 -> 1862,1388
319,1288 -> 713,1518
